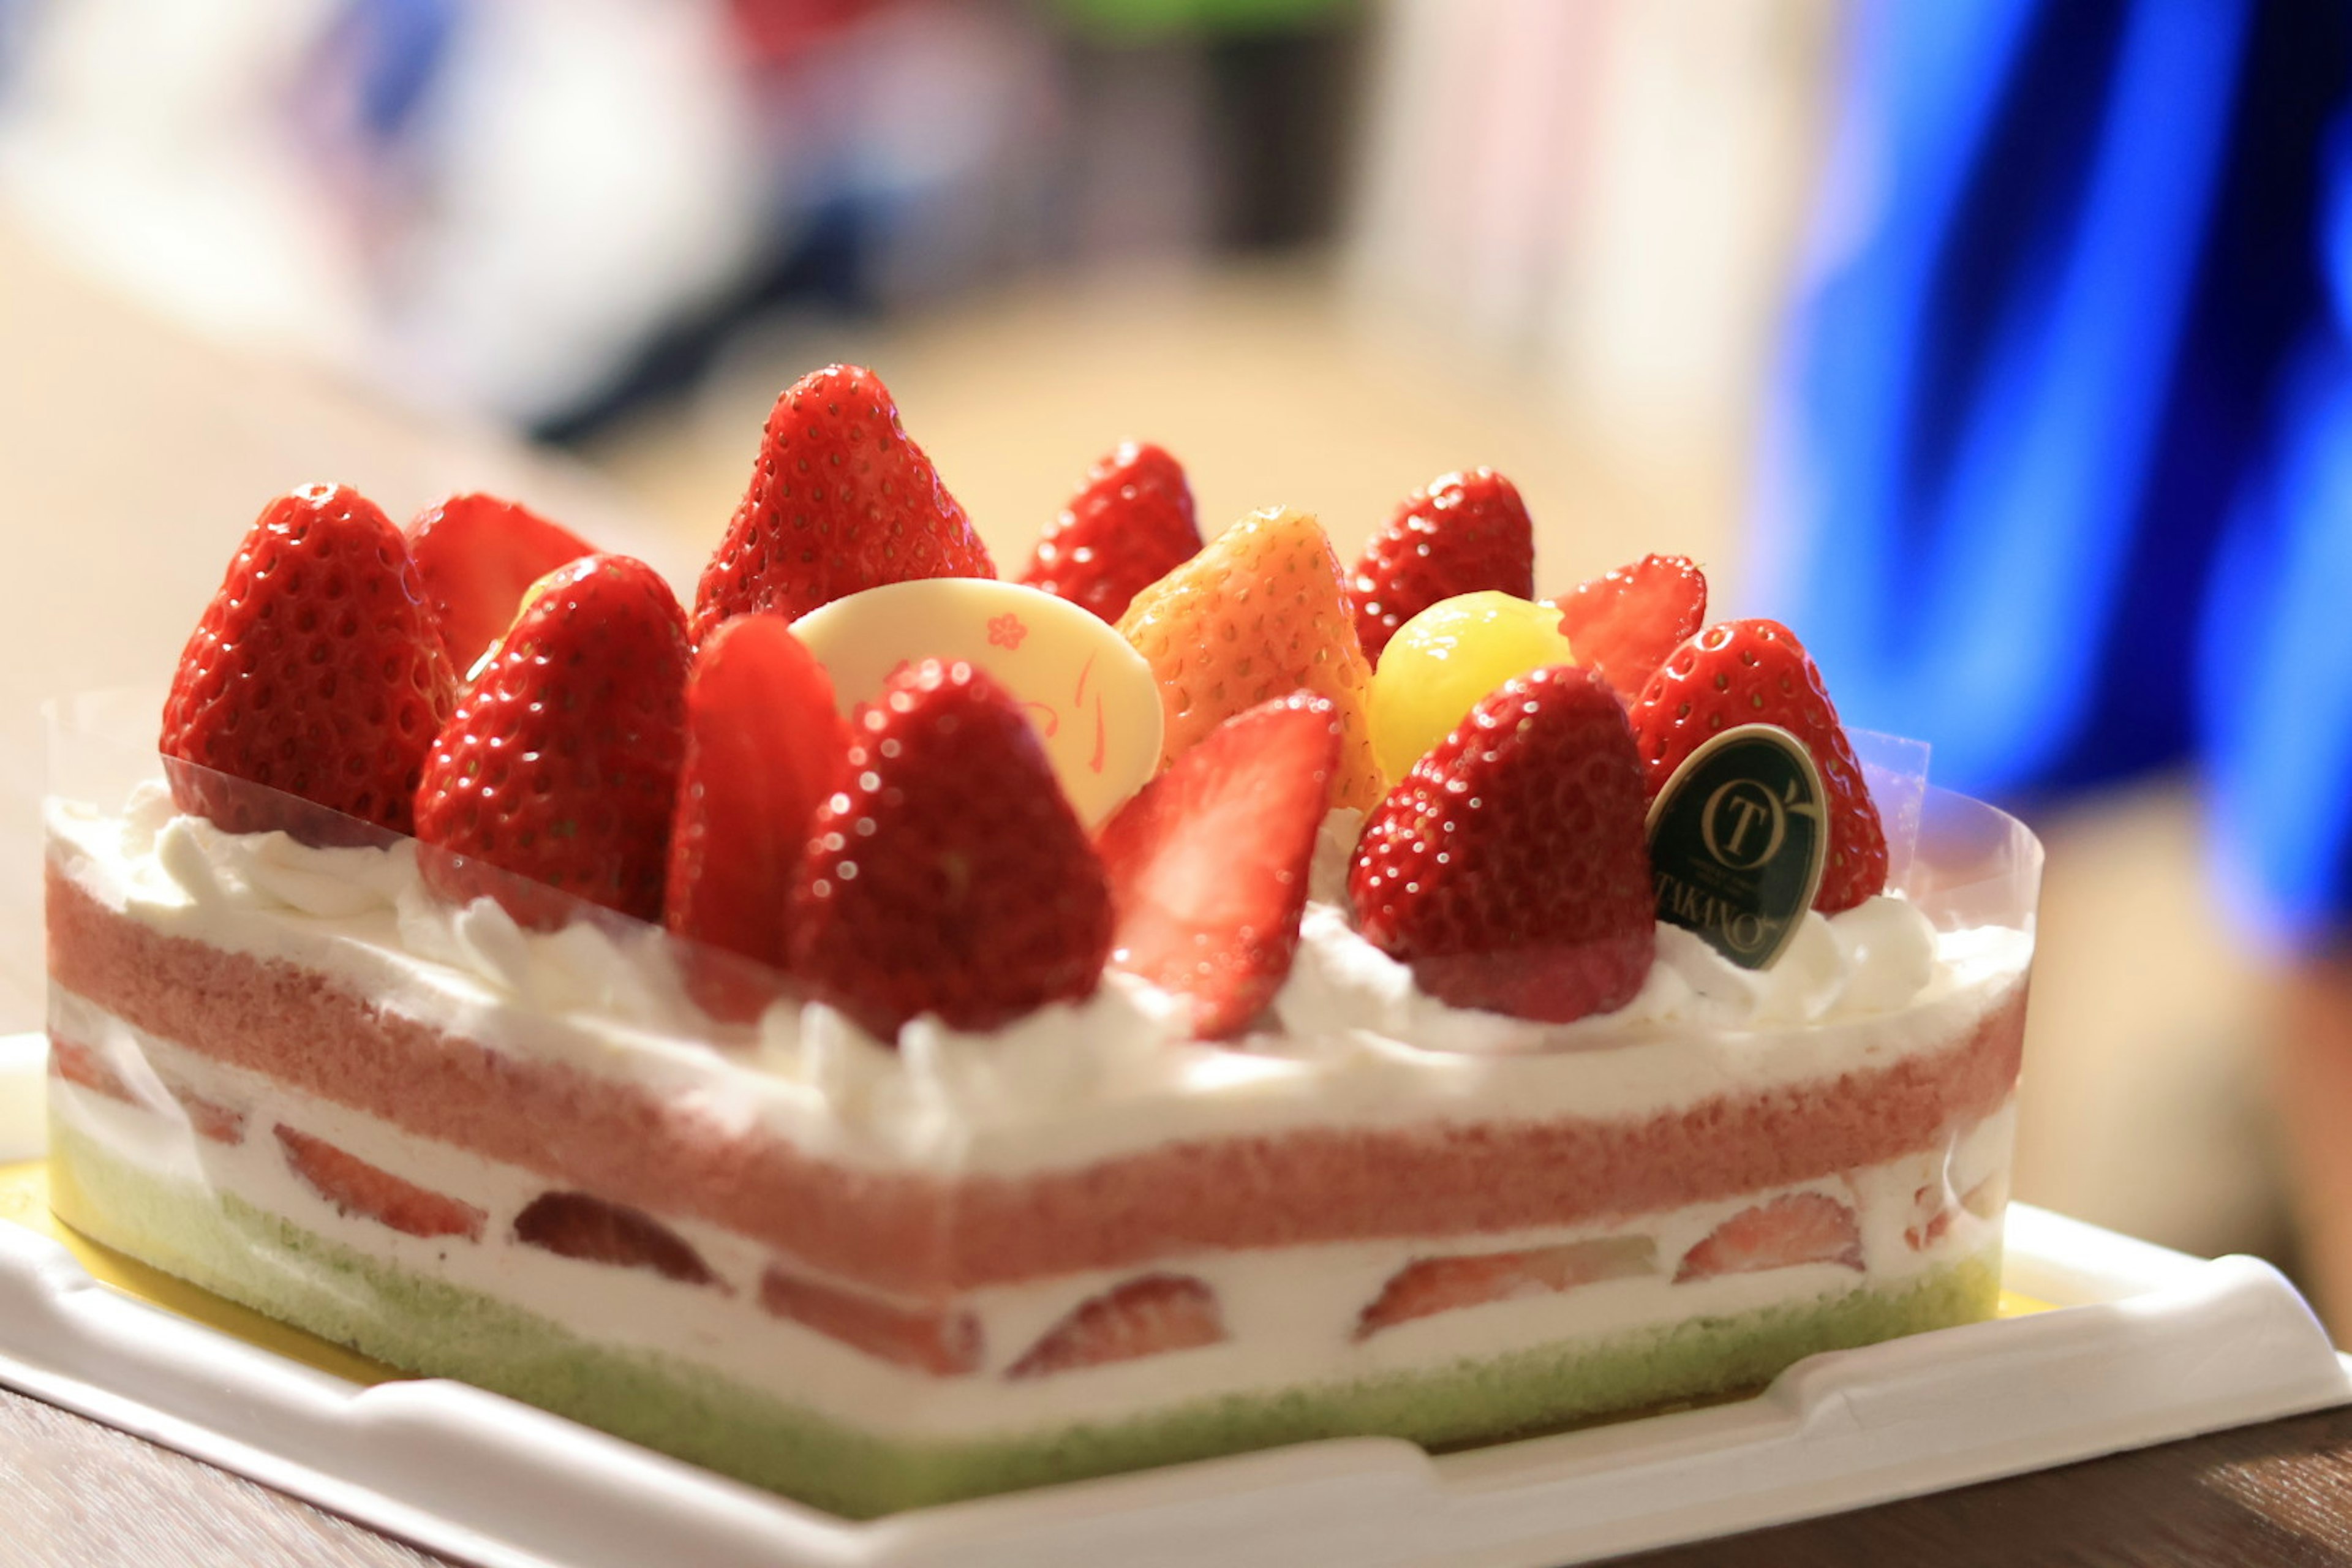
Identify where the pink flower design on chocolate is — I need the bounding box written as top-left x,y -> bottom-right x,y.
987,613 -> 1028,651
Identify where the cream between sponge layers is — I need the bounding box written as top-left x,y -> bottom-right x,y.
44,788 -> 2034,1178
47,991 -> 2015,1442
43,1104 -> 2004,1520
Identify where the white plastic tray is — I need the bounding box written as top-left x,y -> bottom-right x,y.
1,1030 -> 2346,1567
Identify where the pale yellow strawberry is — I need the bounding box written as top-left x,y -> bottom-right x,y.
1116,507 -> 1382,810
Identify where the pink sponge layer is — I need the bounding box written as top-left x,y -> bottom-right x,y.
48,865 -> 2025,1297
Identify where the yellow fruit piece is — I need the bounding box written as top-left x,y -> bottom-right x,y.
1117,506 -> 1384,811
466,568 -> 564,685
1368,590 -> 1578,782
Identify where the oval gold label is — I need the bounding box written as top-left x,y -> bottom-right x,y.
1643,723 -> 1828,970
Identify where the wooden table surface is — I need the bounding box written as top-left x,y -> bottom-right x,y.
7,1378 -> 2352,1567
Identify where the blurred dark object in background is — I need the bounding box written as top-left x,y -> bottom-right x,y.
0,0 -> 1360,439
1200,25 -> 1358,251
546,1 -> 1362,439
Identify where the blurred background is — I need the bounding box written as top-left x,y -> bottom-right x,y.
4,0 -> 2350,1327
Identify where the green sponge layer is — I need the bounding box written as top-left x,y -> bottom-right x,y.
47,1117 -> 2000,1518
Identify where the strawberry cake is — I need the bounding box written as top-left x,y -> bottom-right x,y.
42,366 -> 2038,1518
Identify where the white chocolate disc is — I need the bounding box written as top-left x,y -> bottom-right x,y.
790,578 -> 1163,827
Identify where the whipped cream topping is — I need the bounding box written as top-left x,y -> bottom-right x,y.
141,788 -> 718,1036
47,785 -> 2035,1175
1282,809 -> 1945,1052
1275,900 -> 1940,1055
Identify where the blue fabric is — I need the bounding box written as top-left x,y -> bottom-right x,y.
327,0 -> 459,143
1760,0 -> 2352,948
0,1 -> 28,102
2204,115 -> 2352,949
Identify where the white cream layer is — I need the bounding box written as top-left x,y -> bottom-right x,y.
47,788 -> 2034,1176
51,989 -> 2012,1443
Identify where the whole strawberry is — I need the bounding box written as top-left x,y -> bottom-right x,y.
415,554 -> 692,927
692,364 -> 993,641
1349,470 -> 1536,666
665,613 -> 850,1020
1629,619 -> 1887,913
1096,692 -> 1340,1039
1351,664 -> 1654,1023
404,492 -> 595,674
1117,506 -> 1384,811
1553,553 -> 1706,701
789,660 -> 1113,1041
161,483 -> 456,844
1017,441 -> 1202,623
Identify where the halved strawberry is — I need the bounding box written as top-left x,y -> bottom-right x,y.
404,493 -> 595,675
1354,1236 -> 1655,1341
1118,506 -> 1383,810
1553,554 -> 1706,700
48,1037 -> 135,1104
1675,1192 -> 1864,1283
1349,470 -> 1536,666
788,660 -> 1114,1042
414,554 -> 693,929
1905,1172 -> 2005,1251
1096,693 -> 1339,1039
167,1085 -> 247,1146
50,1041 -> 245,1143
1905,1207 -> 1953,1253
511,1191 -> 718,1286
160,483 -> 456,843
1627,619 -> 1887,913
1902,1182 -> 1945,1251
758,1265 -> 982,1375
665,614 -> 849,1021
1006,1273 -> 1224,1379
1350,664 -> 1654,1023
1018,441 -> 1202,623
692,364 -> 993,640
1961,1172 -> 2007,1220
274,1125 -> 485,1242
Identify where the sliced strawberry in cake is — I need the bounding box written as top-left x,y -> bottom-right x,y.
513,1192 -> 720,1287
48,1037 -> 134,1104
168,1085 -> 247,1147
758,1267 -> 984,1376
1676,1193 -> 1866,1283
1355,1237 -> 1656,1341
274,1126 -> 486,1243
1008,1274 -> 1226,1379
